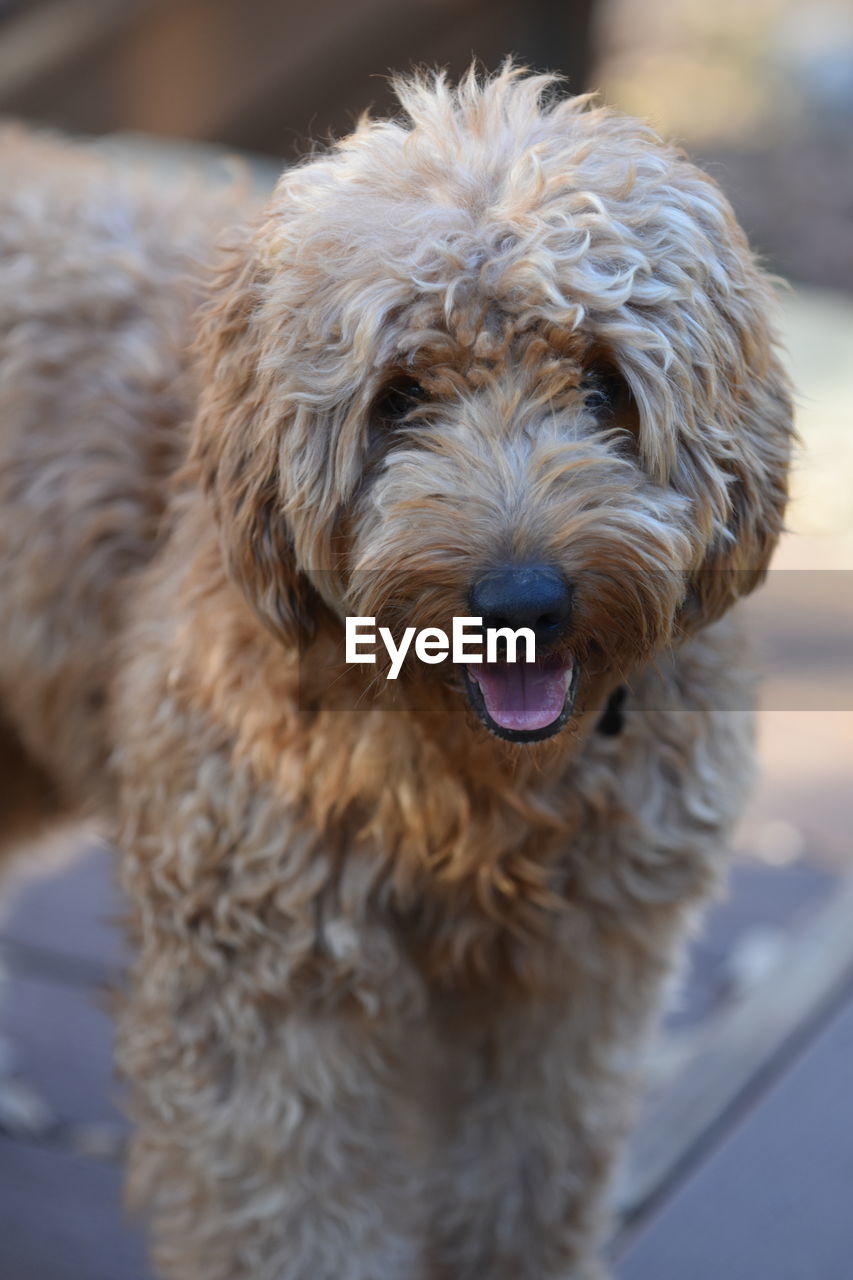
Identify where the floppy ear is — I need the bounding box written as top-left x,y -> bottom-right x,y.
665,196 -> 795,635
189,239 -> 316,647
678,350 -> 793,632
686,368 -> 788,632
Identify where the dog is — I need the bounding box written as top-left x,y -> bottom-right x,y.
0,66 -> 793,1279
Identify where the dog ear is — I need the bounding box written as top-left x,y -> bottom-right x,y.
189,240 -> 316,647
676,351 -> 794,634
662,197 -> 795,635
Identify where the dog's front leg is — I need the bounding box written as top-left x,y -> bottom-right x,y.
118,940 -> 432,1280
424,1001 -> 623,1280
425,901 -> 694,1280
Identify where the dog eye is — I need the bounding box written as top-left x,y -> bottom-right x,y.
375,377 -> 427,422
581,362 -> 630,415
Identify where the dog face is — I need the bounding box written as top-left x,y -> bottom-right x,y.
193,68 -> 793,745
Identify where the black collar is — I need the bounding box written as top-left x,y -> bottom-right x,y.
596,685 -> 628,736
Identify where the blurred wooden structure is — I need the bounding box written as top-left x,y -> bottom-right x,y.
0,0 -> 596,155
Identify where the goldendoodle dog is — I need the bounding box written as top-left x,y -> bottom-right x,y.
0,67 -> 792,1279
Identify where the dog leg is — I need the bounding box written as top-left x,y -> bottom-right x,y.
118,947 -> 434,1280
426,911 -> 691,1280
425,1014 -> 619,1278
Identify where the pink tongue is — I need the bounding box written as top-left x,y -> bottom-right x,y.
468,657 -> 572,732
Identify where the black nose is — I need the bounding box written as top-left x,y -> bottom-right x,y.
468,565 -> 572,645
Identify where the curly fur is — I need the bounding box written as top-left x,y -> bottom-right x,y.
0,67 -> 792,1279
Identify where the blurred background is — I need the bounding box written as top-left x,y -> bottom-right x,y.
0,0 -> 851,292
0,2 -> 851,1279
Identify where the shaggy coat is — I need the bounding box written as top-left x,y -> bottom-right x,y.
0,69 -> 792,1280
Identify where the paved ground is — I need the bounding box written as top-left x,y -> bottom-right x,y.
0,839 -> 849,1280
619,987 -> 853,1280
614,988 -> 850,1280
0,838 -> 846,1280
0,843 -> 146,1280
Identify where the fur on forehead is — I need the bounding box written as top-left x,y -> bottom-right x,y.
255,65 -> 785,488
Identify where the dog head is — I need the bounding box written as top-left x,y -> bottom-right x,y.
192,66 -> 793,746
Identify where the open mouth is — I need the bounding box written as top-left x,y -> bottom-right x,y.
463,654 -> 580,743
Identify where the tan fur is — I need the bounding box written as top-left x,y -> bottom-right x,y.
0,68 -> 792,1279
